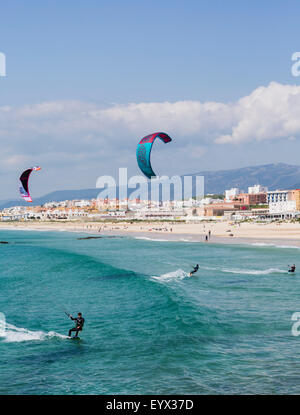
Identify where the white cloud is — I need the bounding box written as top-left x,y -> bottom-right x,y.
216,82 -> 300,143
2,82 -> 299,148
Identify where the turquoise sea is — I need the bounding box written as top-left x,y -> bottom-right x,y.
1,229 -> 300,394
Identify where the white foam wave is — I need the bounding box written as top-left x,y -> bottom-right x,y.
135,236 -> 170,242
252,242 -> 300,249
0,323 -> 68,343
151,268 -> 189,281
221,268 -> 287,275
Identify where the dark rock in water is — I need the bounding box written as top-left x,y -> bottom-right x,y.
77,236 -> 121,240
77,236 -> 103,240
0,241 -> 9,244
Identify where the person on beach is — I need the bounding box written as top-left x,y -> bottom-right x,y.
208,230 -> 211,238
189,264 -> 199,276
68,312 -> 85,338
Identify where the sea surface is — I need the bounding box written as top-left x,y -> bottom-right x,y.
0,229 -> 300,394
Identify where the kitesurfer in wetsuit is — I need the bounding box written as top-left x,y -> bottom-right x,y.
190,264 -> 199,276
68,312 -> 85,338
289,264 -> 296,273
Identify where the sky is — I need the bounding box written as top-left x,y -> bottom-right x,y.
1,0 -> 300,198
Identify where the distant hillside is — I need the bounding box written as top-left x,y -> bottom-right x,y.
191,163 -> 300,194
1,163 -> 300,209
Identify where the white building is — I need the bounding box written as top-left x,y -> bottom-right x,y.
225,188 -> 240,202
269,200 -> 296,213
248,184 -> 268,194
267,190 -> 291,204
43,201 -> 60,208
198,197 -> 224,205
73,200 -> 91,208
135,209 -> 185,220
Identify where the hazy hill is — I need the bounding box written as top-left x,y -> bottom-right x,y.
192,162 -> 300,194
1,163 -> 300,209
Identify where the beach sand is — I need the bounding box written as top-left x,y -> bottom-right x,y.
1,220 -> 300,247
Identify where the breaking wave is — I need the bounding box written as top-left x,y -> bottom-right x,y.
221,267 -> 287,275
0,323 -> 68,343
151,268 -> 189,281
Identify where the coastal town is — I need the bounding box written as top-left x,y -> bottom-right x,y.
1,184 -> 300,223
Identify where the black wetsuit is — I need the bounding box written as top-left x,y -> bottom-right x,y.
190,265 -> 199,275
289,266 -> 296,273
69,316 -> 85,337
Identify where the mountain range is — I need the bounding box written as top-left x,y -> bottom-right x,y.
1,163 -> 300,209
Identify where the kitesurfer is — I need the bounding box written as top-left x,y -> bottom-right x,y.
189,264 -> 199,276
68,312 -> 85,338
289,264 -> 296,273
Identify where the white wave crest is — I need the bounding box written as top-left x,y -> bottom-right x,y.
151,268 -> 189,281
221,268 -> 287,275
252,242 -> 300,249
135,236 -> 170,242
0,323 -> 68,343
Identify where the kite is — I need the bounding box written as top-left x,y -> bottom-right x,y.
136,132 -> 172,179
19,166 -> 41,202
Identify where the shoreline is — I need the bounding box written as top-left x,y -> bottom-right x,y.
1,220 -> 300,248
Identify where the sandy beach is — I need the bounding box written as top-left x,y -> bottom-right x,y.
1,220 -> 300,247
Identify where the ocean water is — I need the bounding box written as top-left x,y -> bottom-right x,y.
0,229 -> 300,394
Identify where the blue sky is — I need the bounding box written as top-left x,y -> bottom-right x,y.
1,0 -> 298,103
1,0 -> 300,198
